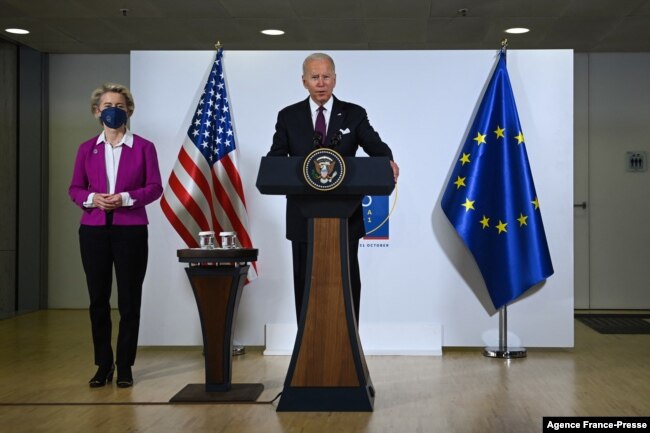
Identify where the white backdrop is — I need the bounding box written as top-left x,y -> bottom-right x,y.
131,50 -> 573,352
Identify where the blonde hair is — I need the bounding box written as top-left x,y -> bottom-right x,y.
90,82 -> 135,115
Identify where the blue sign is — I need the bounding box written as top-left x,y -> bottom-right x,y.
362,195 -> 389,239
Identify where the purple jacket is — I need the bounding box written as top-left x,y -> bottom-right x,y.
69,134 -> 163,226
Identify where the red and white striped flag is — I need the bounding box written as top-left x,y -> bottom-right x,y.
161,49 -> 257,279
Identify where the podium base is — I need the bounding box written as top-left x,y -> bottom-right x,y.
482,346 -> 527,359
277,385 -> 374,412
169,383 -> 264,403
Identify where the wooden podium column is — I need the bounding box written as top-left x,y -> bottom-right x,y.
277,218 -> 374,412
255,155 -> 395,412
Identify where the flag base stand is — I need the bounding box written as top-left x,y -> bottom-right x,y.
482,346 -> 527,358
482,305 -> 527,359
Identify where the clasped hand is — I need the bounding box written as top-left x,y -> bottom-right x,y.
93,193 -> 122,211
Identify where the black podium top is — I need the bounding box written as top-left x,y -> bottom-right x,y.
177,248 -> 258,264
256,156 -> 395,196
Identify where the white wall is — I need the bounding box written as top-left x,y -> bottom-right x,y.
47,50 -> 650,349
129,50 -> 574,350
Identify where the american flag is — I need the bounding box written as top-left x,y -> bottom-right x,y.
161,49 -> 257,278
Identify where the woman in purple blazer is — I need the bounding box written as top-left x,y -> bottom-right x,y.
69,83 -> 162,388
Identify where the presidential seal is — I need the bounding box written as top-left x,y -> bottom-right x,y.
303,148 -> 346,191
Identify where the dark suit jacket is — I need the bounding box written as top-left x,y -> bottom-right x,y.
267,96 -> 394,242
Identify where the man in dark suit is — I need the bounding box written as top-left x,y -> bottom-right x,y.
267,52 -> 399,323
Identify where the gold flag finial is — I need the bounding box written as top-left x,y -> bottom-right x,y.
215,41 -> 222,50
500,38 -> 508,53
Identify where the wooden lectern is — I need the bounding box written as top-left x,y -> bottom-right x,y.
170,248 -> 262,403
256,155 -> 395,412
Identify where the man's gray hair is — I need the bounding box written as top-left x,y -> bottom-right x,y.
302,53 -> 336,74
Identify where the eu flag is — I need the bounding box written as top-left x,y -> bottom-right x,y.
441,51 -> 554,310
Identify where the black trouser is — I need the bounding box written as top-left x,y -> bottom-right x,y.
291,238 -> 361,324
79,222 -> 148,368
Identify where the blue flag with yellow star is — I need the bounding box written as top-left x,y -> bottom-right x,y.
441,51 -> 554,310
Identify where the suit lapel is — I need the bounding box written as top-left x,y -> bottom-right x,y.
299,97 -> 312,127
327,96 -> 345,145
114,142 -> 130,193
93,141 -> 108,194
297,98 -> 317,152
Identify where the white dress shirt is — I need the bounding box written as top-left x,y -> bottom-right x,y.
308,97 -> 333,135
83,130 -> 135,207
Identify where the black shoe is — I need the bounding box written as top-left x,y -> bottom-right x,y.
89,364 -> 115,388
116,366 -> 133,388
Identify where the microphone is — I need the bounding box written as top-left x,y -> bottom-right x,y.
329,131 -> 342,149
312,131 -> 323,148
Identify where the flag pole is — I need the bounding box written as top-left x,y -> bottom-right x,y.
482,39 -> 527,359
500,38 -> 508,54
483,304 -> 527,358
214,39 -> 244,357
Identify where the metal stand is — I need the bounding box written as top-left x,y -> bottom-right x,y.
483,305 -> 527,359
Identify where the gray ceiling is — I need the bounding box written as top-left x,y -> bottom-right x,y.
2,0 -> 650,53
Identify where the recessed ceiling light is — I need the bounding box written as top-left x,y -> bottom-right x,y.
505,27 -> 530,34
5,28 -> 29,35
261,29 -> 284,36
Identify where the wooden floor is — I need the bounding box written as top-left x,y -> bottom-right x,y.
0,310 -> 649,433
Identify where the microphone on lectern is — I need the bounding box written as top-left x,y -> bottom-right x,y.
312,131 -> 323,148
